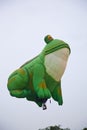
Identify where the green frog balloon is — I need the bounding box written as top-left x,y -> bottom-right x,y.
7,35 -> 71,110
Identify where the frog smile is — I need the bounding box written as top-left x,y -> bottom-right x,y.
45,43 -> 70,55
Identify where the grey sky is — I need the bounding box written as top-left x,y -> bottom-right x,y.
0,0 -> 87,130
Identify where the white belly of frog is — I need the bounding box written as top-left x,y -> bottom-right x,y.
45,48 -> 70,81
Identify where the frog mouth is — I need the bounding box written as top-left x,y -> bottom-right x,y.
45,43 -> 71,55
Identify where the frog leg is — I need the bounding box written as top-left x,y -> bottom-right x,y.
7,68 -> 29,98
33,64 -> 51,99
51,81 -> 63,105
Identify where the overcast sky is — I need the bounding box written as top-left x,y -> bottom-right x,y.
0,0 -> 87,130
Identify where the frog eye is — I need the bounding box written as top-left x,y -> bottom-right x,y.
48,35 -> 53,41
44,35 -> 54,44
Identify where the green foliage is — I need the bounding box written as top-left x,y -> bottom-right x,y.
39,125 -> 70,130
83,128 -> 87,130
39,125 -> 87,130
50,125 -> 62,130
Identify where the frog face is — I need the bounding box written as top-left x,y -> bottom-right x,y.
43,35 -> 71,55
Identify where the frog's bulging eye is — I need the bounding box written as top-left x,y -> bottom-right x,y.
48,35 -> 53,41
44,35 -> 53,44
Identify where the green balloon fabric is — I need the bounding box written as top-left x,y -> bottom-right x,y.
7,35 -> 71,109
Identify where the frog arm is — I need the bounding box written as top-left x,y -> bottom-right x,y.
51,81 -> 63,105
33,63 -> 51,99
